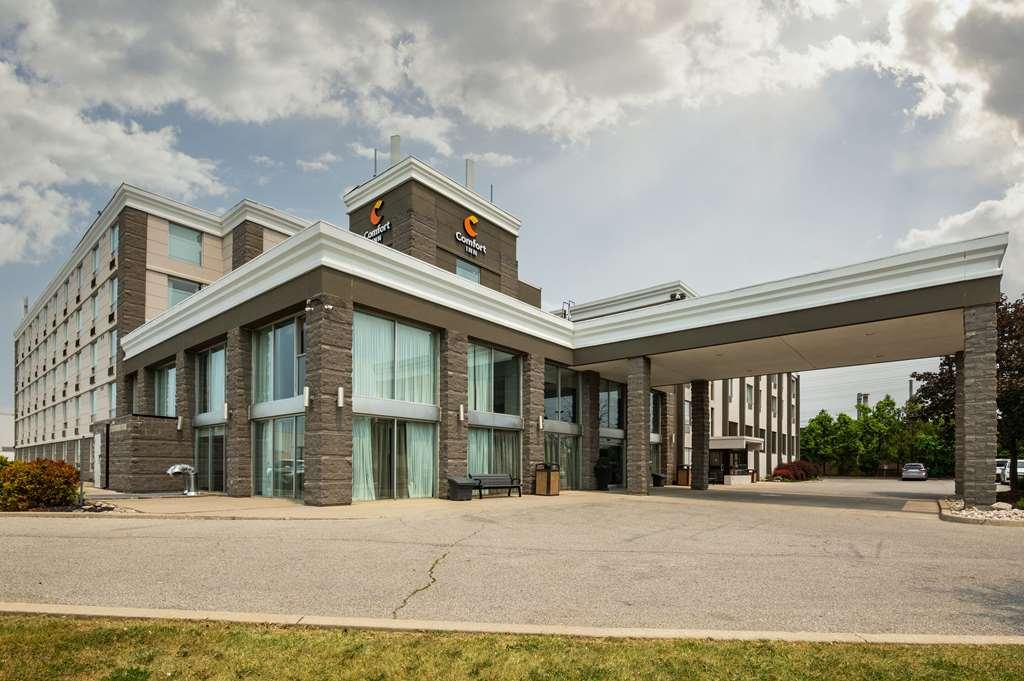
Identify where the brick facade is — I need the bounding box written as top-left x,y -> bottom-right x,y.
225,327 -> 253,497
521,353 -> 546,493
579,370 -> 600,490
231,220 -> 264,269
625,356 -> 650,494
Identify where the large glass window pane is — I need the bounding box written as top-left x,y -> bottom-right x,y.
396,420 -> 435,499
195,428 -> 211,491
558,368 -> 578,423
209,347 -> 225,412
492,350 -> 519,415
468,427 -> 491,475
273,322 -> 296,400
395,323 -> 435,404
455,258 -> 480,283
254,420 -> 273,496
197,352 -> 209,414
353,312 -> 394,399
492,429 -> 520,478
168,223 -> 203,265
155,366 -> 176,417
294,416 -> 304,500
543,363 -> 559,420
468,344 -> 492,412
544,433 -> 580,490
211,425 -> 225,492
168,277 -> 201,307
253,327 -> 272,403
352,416 -> 395,501
273,417 -> 295,498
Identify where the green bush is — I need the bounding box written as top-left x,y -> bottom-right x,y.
0,459 -> 80,511
1016,498 -> 1024,511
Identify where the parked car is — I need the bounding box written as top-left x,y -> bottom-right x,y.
999,460 -> 1024,485
901,463 -> 928,481
996,458 -> 1009,482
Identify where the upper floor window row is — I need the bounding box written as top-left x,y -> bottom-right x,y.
353,311 -> 436,405
544,363 -> 578,424
598,379 -> 624,430
468,342 -> 519,416
253,316 -> 306,404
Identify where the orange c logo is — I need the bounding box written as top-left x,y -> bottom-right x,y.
369,199 -> 383,226
464,214 -> 479,238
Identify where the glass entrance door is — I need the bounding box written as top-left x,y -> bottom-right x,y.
352,415 -> 437,501
598,438 -> 624,488
253,415 -> 305,499
194,425 -> 225,492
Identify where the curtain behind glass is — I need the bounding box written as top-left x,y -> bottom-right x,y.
371,418 -> 394,499
492,350 -> 519,415
352,416 -> 375,501
395,323 -> 435,404
211,425 -> 225,492
195,428 -> 211,491
255,420 -> 273,496
399,421 -> 435,499
294,416 -> 304,500
492,430 -> 519,478
254,327 -> 272,403
468,427 -> 491,475
210,348 -> 225,413
560,436 -> 580,489
273,417 -> 295,498
468,344 -> 492,412
273,322 -> 296,400
353,312 -> 394,399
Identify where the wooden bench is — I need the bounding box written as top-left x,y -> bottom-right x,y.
469,473 -> 522,499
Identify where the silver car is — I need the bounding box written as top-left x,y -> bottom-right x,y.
901,463 -> 928,481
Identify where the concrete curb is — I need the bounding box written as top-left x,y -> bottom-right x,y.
0,511 -> 362,521
937,499 -> 1024,527
2,602 -> 1023,645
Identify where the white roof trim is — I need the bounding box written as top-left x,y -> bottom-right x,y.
565,280 -> 699,321
342,156 -> 521,237
15,184 -> 310,337
121,223 -> 572,359
572,233 -> 1008,348
120,231 -> 1007,361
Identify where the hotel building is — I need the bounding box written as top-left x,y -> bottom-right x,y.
11,142 -> 1004,506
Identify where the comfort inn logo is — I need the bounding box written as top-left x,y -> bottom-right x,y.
364,198 -> 391,242
455,213 -> 487,256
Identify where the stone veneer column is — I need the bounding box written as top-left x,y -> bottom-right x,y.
521,353 -> 546,493
438,330 -> 468,498
499,253 -> 519,298
691,379 -> 710,490
175,349 -> 195,436
625,356 -> 651,495
303,293 -> 353,506
960,304 -> 998,506
954,351 -> 965,497
225,327 -> 253,497
231,221 -> 264,269
579,371 -> 600,490
753,376 -> 762,479
795,375 -> 801,459
134,368 -> 156,415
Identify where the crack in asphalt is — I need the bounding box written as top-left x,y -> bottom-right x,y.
391,525 -> 485,619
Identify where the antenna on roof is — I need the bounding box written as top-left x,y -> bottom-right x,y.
561,300 -> 575,320
490,183 -> 494,203
373,148 -> 377,177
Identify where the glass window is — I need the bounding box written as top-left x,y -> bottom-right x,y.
168,223 -> 203,265
353,416 -> 435,501
196,346 -> 225,416
353,311 -> 436,405
455,258 -> 480,283
650,442 -> 663,475
252,317 -> 305,404
168,277 -> 201,307
154,365 -> 176,417
650,390 -> 663,434
253,415 -> 304,499
109,329 -> 118,361
746,383 -> 754,408
543,363 -> 559,420
109,382 -> 117,418
110,224 -> 119,254
598,379 -> 624,429
91,246 -> 98,273
558,367 -> 577,423
468,343 -> 520,415
544,432 -> 581,489
468,427 -> 520,478
110,277 -> 118,309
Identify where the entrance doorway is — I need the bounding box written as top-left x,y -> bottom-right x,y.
195,425 -> 226,492
598,438 -> 625,488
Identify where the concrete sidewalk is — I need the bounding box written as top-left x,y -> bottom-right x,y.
4,601 -> 1023,645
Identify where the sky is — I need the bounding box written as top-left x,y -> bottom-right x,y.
1,0 -> 1023,444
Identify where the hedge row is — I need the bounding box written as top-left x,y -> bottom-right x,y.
0,459 -> 79,511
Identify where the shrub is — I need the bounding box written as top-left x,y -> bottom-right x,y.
1017,498 -> 1024,511
772,459 -> 819,482
0,459 -> 80,511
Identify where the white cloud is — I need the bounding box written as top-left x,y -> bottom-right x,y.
296,152 -> 340,173
465,152 -> 522,168
248,155 -> 280,168
348,143 -> 377,160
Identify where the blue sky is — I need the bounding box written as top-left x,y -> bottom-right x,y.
2,1 -> 1023,442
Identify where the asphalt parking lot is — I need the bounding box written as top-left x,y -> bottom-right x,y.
2,478 -> 1021,635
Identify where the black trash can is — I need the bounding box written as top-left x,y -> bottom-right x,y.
447,476 -> 476,501
651,472 -> 666,488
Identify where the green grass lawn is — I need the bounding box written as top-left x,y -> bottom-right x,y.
1,615 -> 1022,681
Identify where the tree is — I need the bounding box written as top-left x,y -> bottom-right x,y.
800,410 -> 837,471
833,412 -> 863,475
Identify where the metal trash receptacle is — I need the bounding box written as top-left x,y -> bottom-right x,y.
535,462 -> 560,496
447,476 -> 476,501
676,465 -> 691,487
652,472 -> 666,487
